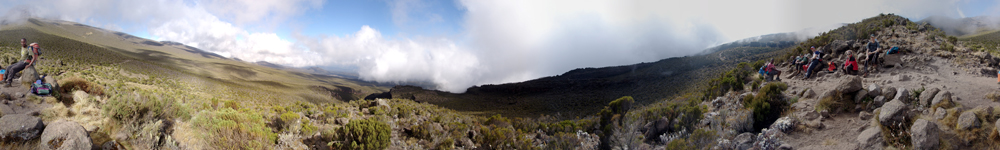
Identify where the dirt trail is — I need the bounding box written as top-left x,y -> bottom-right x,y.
0,77 -> 54,116
776,52 -> 1000,149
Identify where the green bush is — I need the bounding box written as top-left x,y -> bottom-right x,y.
301,119 -> 318,135
192,108 -> 277,149
744,82 -> 788,129
334,117 -> 391,150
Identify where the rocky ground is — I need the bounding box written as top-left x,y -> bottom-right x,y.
703,25 -> 1000,150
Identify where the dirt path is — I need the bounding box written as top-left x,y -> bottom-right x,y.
0,76 -> 54,116
774,53 -> 1000,149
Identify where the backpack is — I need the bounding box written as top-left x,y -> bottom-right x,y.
31,79 -> 51,95
886,46 -> 899,55
759,66 -> 767,75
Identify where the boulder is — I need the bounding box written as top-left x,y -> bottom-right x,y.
39,120 -> 91,150
19,66 -> 38,85
855,90 -> 869,103
0,114 -> 44,141
918,88 -> 940,108
931,91 -> 952,108
910,119 -> 939,150
804,89 -> 816,99
957,110 -> 980,130
799,111 -> 820,121
734,133 -> 755,150
882,87 -> 897,100
934,108 -> 948,120
867,84 -> 881,97
893,88 -> 910,103
883,54 -> 902,68
836,76 -> 863,94
857,127 -> 885,150
879,99 -> 909,126
873,96 -> 887,108
642,117 -> 671,143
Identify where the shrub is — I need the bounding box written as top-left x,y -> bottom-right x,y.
744,82 -> 788,130
279,112 -> 301,132
333,118 -> 391,150
58,77 -> 104,96
301,119 -> 318,135
192,108 -> 277,149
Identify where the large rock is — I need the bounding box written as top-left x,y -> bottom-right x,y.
855,90 -> 869,103
910,119 -> 939,150
893,88 -> 910,103
882,87 -> 897,100
879,99 -> 909,126
19,65 -> 38,85
642,117 -> 671,143
957,110 -> 980,130
734,132 -> 755,150
873,96 -> 887,108
836,76 -> 863,94
918,88 -> 940,108
931,91 -> 952,108
39,120 -> 91,150
0,114 -> 44,141
883,53 -> 902,68
867,84 -> 881,97
804,89 -> 816,99
857,127 -> 885,150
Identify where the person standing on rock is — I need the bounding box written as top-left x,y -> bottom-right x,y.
864,34 -> 880,77
4,43 -> 40,87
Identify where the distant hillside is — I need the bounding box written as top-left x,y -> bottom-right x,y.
387,34 -> 798,118
0,18 -> 388,104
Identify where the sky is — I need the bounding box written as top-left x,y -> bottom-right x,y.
0,0 -> 998,92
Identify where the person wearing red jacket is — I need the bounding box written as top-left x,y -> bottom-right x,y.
842,50 -> 859,75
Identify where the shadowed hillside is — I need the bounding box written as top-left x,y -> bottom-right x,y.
386,34 -> 799,118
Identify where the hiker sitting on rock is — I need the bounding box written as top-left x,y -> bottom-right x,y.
864,34 -> 880,76
842,50 -> 859,75
764,58 -> 781,81
792,54 -> 807,75
5,43 -> 40,87
805,46 -> 823,78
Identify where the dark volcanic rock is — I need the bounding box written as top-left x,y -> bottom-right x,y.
364,92 -> 392,100
0,114 -> 44,141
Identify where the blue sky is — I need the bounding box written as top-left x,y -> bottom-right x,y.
2,0 -> 1000,92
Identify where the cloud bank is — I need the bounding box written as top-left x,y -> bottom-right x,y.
0,0 -> 994,93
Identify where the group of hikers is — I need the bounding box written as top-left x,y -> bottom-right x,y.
4,38 -> 41,87
761,34 -> 887,81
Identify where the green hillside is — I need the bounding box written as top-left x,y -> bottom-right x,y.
0,18 -> 387,106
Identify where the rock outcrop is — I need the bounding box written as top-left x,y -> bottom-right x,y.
879,99 -> 909,126
857,127 -> 884,150
931,91 -> 952,108
893,88 -> 910,103
910,119 -> 939,150
39,120 -> 91,150
835,76 -> 863,94
0,114 -> 44,141
957,110 -> 980,130
882,87 -> 897,100
918,88 -> 940,107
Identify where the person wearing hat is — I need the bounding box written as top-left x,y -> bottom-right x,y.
864,34 -> 880,76
4,42 -> 40,86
